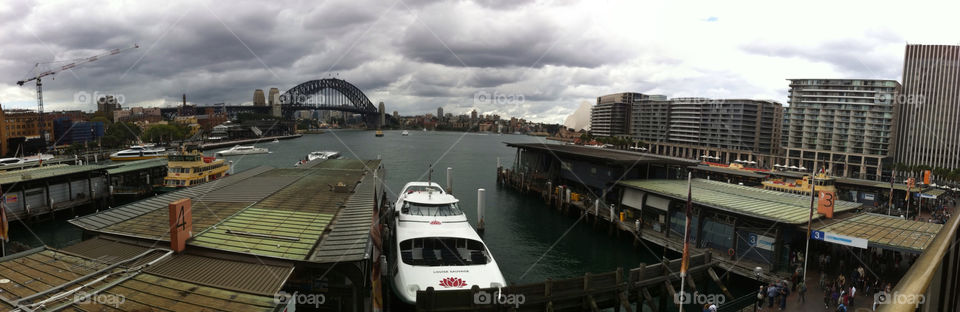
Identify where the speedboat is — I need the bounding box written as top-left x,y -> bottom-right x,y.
402,130 -> 410,136
308,151 -> 340,161
215,145 -> 269,156
110,144 -> 166,161
271,138 -> 280,143
390,181 -> 507,304
295,151 -> 341,167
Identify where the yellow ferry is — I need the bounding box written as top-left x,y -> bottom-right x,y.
162,149 -> 230,189
761,172 -> 836,195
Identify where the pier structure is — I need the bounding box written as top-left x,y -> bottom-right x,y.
496,142 -> 959,311
0,159 -> 171,223
62,159 -> 386,311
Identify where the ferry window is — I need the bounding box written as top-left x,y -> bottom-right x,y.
402,202 -> 463,216
398,237 -> 489,266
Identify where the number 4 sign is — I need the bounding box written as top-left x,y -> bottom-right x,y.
168,198 -> 193,252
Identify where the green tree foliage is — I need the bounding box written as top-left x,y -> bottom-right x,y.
143,124 -> 189,144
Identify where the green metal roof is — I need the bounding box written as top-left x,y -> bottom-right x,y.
817,213 -> 942,253
0,164 -> 107,185
619,179 -> 862,224
106,158 -> 167,175
922,188 -> 946,197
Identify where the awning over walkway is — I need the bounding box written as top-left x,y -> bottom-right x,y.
618,179 -> 862,224
816,213 -> 943,253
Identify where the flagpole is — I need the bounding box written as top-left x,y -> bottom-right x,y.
679,172 -> 692,312
802,164 -> 817,290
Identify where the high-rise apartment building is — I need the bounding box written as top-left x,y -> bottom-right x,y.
635,98 -> 783,167
590,92 -> 647,137
782,79 -> 901,180
896,44 -> 960,170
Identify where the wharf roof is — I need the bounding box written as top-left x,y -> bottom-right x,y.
70,160 -> 383,263
61,236 -> 293,295
618,179 -> 862,224
0,244 -> 281,311
0,164 -> 107,185
505,142 -> 699,166
688,165 -> 769,179
834,177 -> 917,192
105,158 -> 167,175
816,213 -> 943,253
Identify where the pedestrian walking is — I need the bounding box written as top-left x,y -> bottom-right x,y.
798,282 -> 806,303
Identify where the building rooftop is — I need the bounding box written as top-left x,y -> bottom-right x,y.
506,143 -> 699,166
0,164 -> 107,185
816,213 -> 942,253
618,179 -> 862,224
105,158 -> 168,175
70,160 -> 383,262
0,243 -> 282,311
688,165 -> 769,179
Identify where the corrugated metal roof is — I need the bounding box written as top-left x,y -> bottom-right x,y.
145,254 -> 293,296
689,165 -> 769,178
506,142 -> 699,165
105,158 -> 167,175
191,208 -> 334,259
0,245 -> 281,311
69,166 -> 275,231
817,213 -> 943,253
619,179 -> 863,224
834,177 -> 917,192
102,201 -> 252,241
310,171 -> 378,263
923,188 -> 946,197
71,161 -> 383,263
0,164 -> 107,185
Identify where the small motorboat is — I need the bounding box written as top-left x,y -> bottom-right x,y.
402,130 -> 410,136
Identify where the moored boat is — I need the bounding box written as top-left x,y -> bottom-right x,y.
390,181 -> 507,304
110,144 -> 167,161
215,145 -> 269,156
161,149 -> 230,189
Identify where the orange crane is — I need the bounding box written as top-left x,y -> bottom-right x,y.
16,43 -> 139,150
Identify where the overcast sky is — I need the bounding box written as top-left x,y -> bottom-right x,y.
1,0 -> 958,123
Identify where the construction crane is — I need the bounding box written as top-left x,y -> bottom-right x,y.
15,43 -> 139,151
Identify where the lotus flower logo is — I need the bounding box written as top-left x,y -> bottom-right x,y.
439,277 -> 467,288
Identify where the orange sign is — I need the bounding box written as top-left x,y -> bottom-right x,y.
168,198 -> 192,252
923,170 -> 931,185
817,190 -> 835,218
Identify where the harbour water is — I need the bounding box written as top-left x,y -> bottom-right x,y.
10,130 -> 660,285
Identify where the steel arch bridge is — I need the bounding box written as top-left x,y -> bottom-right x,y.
279,78 -> 378,114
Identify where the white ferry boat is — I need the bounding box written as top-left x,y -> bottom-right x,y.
215,145 -> 269,156
109,145 -> 167,161
390,182 -> 507,304
294,151 -> 341,167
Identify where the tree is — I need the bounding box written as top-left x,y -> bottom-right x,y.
143,124 -> 186,144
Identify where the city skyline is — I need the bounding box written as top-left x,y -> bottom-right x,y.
2,0 -> 960,123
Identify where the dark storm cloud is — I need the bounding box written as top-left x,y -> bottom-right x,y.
397,3 -> 631,69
